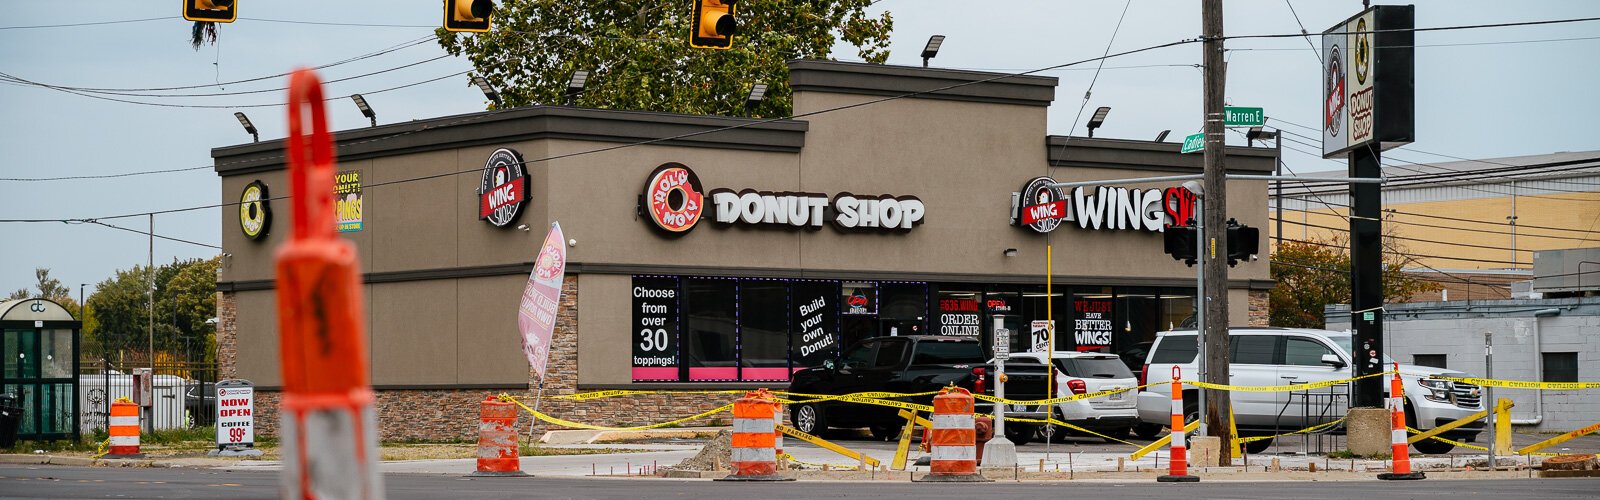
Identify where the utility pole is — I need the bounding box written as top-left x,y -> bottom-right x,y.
1200,0 -> 1233,462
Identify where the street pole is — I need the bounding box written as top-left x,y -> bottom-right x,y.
1350,145 -> 1385,408
1200,0 -> 1233,462
1274,134 -> 1284,250
147,213 -> 156,433
1194,197 -> 1206,436
1484,331 -> 1496,470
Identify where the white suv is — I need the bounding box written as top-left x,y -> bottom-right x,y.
1002,351 -> 1140,443
1135,327 -> 1484,454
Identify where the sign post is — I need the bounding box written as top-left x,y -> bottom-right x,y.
212,379 -> 262,457
983,323 -> 1018,467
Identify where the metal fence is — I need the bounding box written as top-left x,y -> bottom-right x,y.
77,360 -> 217,435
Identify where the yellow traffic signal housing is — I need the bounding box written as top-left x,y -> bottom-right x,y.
183,0 -> 236,23
444,0 -> 495,33
690,0 -> 738,49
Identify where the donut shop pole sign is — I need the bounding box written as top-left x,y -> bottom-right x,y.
1320,5 -> 1414,159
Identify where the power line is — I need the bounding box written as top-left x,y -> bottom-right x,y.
1273,216 -> 1538,254
0,17 -> 168,30
0,69 -> 469,109
87,220 -> 221,250
4,35 -> 437,93
1280,0 -> 1322,64
0,35 -> 1207,224
1,55 -> 453,99
1,165 -> 214,182
1230,34 -> 1600,51
1283,208 -> 1600,242
1222,16 -> 1600,40
1278,236 -> 1529,266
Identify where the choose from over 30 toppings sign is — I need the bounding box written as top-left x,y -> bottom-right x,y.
478,148 -> 529,228
1321,5 -> 1414,158
641,163 -> 924,235
1012,176 -> 1197,233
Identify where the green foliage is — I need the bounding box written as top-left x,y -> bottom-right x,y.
1269,237 -> 1441,328
436,0 -> 893,117
86,257 -> 220,362
7,268 -> 82,318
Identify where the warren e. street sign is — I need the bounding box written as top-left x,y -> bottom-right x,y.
1224,107 -> 1264,127
1180,133 -> 1204,154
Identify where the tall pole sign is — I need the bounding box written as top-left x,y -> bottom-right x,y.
1322,5 -> 1415,408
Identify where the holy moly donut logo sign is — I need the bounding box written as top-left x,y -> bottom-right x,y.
640,162 -> 925,234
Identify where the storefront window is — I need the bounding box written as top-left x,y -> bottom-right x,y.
879,282 -> 928,337
1070,288 -> 1114,352
739,280 -> 789,381
935,289 -> 982,337
1115,288 -> 1159,368
791,281 -> 840,372
1019,285 -> 1069,353
683,277 -> 737,381
1159,290 -> 1196,331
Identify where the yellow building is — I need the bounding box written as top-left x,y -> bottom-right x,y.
1271,150 -> 1600,299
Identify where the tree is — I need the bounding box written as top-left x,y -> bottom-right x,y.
1269,237 -> 1441,328
87,257 -> 220,364
436,0 -> 893,117
7,268 -> 81,318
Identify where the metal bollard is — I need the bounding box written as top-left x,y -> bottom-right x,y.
471,396 -> 528,476
915,386 -> 992,482
1157,367 -> 1198,482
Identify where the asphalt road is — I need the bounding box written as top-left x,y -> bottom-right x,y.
4,465 -> 1600,499
817,427 -> 1600,456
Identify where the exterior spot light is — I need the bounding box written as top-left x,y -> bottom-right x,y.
351,93 -> 376,127
1086,106 -> 1111,138
1155,130 -> 1171,142
1245,126 -> 1278,147
233,112 -> 258,142
1003,248 -> 1018,257
471,74 -> 502,107
566,70 -> 589,105
745,83 -> 767,111
921,35 -> 945,67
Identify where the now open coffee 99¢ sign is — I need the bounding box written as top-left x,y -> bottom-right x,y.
215,379 -> 255,451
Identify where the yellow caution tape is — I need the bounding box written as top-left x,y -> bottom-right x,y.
1186,371 -> 1390,393
1237,418 -> 1345,444
973,382 -> 1160,406
91,437 -> 111,460
500,394 -> 733,431
781,453 -> 860,470
1403,426 -> 1566,456
1001,414 -> 1141,447
1437,377 -> 1600,391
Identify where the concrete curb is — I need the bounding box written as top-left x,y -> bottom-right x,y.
0,454 -> 162,468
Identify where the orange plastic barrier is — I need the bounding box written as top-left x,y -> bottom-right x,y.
1379,362 -> 1426,480
718,390 -> 792,481
472,396 -> 527,476
105,400 -> 142,458
1157,367 -> 1198,483
275,68 -> 383,500
915,386 -> 991,482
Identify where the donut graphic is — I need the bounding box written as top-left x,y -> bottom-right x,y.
643,163 -> 705,234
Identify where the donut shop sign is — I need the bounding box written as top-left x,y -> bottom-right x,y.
641,162 -> 925,235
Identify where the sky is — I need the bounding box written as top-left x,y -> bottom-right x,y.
3,0 -> 1598,299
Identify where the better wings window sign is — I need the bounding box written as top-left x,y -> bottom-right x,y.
1321,5 -> 1415,159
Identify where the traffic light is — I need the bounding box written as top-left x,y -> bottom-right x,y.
444,0 -> 495,33
1163,224 -> 1198,267
1225,219 -> 1260,267
690,0 -> 738,49
183,0 -> 236,23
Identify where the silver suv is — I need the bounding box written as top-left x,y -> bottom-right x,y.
1135,327 -> 1484,454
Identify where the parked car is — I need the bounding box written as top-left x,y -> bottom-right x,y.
1135,327 -> 1484,454
1001,351 -> 1140,443
788,335 -> 1051,444
184,381 -> 215,425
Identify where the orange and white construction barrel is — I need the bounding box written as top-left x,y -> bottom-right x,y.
915,386 -> 991,482
1378,363 -> 1426,480
718,390 -> 792,481
470,395 -> 527,477
105,399 -> 143,458
1156,366 -> 1198,482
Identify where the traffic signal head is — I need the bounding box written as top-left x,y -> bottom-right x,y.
444,0 -> 495,33
1225,223 -> 1260,267
690,0 -> 739,49
184,0 -> 236,23
1163,225 -> 1198,267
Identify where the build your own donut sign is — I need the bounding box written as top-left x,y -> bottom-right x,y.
640,163 -> 924,235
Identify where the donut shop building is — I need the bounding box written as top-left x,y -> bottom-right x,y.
213,59 -> 1275,440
